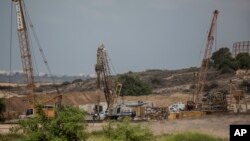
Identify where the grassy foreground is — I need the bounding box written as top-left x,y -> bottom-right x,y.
87,132 -> 227,141
0,132 -> 228,141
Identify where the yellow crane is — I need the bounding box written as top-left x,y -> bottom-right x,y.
12,0 -> 60,118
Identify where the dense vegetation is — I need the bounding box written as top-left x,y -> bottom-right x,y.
102,118 -> 153,141
1,116 -> 228,141
211,47 -> 250,73
11,106 -> 88,141
118,74 -> 152,96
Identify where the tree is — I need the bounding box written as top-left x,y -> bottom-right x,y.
211,47 -> 237,73
0,98 -> 6,122
118,75 -> 152,96
11,106 -> 88,141
235,53 -> 250,69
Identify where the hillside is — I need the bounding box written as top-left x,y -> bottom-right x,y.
1,67 -> 249,118
56,67 -> 237,95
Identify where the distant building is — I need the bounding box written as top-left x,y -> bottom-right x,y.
232,41 -> 250,57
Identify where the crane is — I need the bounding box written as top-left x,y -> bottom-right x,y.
12,0 -> 35,98
194,10 -> 219,107
95,44 -> 117,111
12,0 -> 61,118
95,44 -> 134,120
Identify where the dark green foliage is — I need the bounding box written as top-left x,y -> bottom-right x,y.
239,80 -> 250,93
235,53 -> 250,69
0,134 -> 23,141
211,48 -> 250,73
211,48 -> 237,73
103,118 -> 153,141
118,74 -> 152,96
11,106 -> 88,141
0,98 -> 6,122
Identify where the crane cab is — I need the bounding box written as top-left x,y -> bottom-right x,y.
24,105 -> 55,118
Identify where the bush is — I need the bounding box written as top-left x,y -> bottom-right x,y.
236,53 -> 250,69
0,98 -> 6,122
118,75 -> 152,96
0,134 -> 23,141
103,117 -> 153,141
11,106 -> 88,141
211,47 -> 237,73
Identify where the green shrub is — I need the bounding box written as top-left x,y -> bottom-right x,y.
0,134 -> 23,141
11,106 -> 88,141
236,53 -> 250,69
211,47 -> 237,73
118,74 -> 152,96
103,117 -> 153,141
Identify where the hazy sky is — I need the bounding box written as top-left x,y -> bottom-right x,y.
0,0 -> 249,76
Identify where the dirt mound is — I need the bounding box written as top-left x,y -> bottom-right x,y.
4,90 -> 106,115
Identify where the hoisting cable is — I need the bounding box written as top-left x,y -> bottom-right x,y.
23,1 -> 60,94
21,1 -> 41,87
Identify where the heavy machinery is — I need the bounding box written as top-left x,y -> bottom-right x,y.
12,0 -> 60,118
95,44 -> 135,120
193,10 -> 219,109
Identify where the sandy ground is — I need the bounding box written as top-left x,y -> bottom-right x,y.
87,114 -> 250,139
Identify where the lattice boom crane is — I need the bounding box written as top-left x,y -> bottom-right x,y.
13,0 -> 35,90
95,44 -> 115,110
195,10 -> 219,105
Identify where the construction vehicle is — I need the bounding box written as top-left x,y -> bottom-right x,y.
193,10 -> 219,110
95,44 -> 135,120
12,0 -> 60,118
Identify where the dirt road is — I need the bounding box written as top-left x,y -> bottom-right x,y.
87,114 -> 250,138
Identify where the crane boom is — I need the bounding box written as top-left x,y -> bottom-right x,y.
13,0 -> 34,90
95,44 -> 115,110
195,10 -> 219,105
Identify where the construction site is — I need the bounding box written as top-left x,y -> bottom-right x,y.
0,0 -> 250,141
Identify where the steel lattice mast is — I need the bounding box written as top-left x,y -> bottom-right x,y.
12,0 -> 34,90
95,44 -> 116,110
195,10 -> 219,105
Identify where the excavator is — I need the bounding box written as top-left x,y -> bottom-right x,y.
12,0 -> 61,118
95,44 -> 135,120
